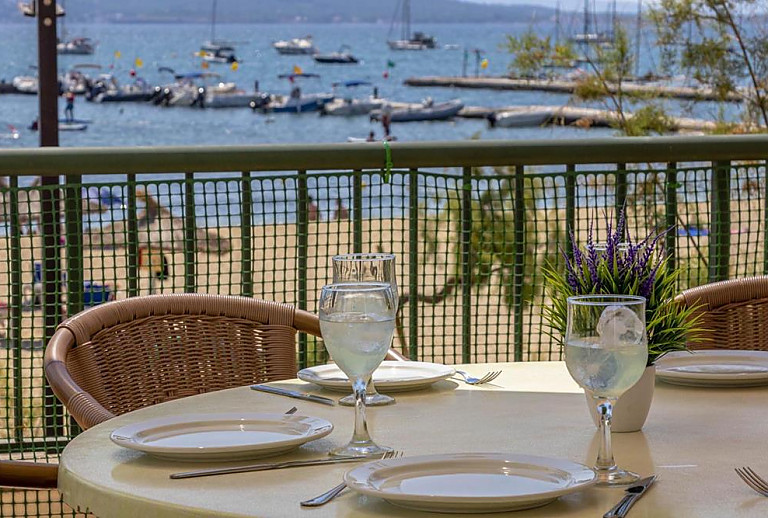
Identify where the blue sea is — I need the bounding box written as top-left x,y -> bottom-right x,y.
0,20 -> 703,149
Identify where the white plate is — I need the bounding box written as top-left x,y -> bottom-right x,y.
297,361 -> 456,393
656,350 -> 768,387
345,453 -> 597,514
110,413 -> 333,461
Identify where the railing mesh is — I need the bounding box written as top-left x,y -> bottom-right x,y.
0,152 -> 765,516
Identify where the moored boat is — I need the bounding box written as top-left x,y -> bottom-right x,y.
488,108 -> 554,128
87,74 -> 153,103
199,43 -> 239,64
313,46 -> 358,64
387,0 -> 436,50
273,37 -> 316,55
57,37 -> 97,55
371,99 -> 463,122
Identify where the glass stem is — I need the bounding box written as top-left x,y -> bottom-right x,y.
595,397 -> 616,472
351,378 -> 372,446
366,375 -> 377,395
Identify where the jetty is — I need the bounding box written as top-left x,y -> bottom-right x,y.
384,101 -> 715,133
404,76 -> 744,103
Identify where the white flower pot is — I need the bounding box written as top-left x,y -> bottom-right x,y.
585,365 -> 655,433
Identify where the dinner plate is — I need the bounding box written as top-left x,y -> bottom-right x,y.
110,413 -> 333,461
344,453 -> 597,513
297,361 -> 455,393
656,350 -> 768,387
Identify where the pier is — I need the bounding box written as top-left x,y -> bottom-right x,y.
404,76 -> 744,103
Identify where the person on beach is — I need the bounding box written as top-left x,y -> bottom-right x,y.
64,90 -> 75,122
333,198 -> 349,220
381,103 -> 392,139
308,195 -> 319,221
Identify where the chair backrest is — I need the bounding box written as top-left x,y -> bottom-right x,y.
44,294 -> 321,429
0,460 -> 58,489
675,276 -> 768,351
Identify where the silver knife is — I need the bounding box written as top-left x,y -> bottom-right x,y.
170,455 -> 364,479
603,475 -> 657,518
250,384 -> 335,406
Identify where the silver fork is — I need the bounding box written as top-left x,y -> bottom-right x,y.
300,450 -> 402,507
453,370 -> 501,385
735,467 -> 768,496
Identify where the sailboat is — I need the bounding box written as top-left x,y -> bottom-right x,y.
199,0 -> 239,64
570,0 -> 615,45
387,0 -> 436,51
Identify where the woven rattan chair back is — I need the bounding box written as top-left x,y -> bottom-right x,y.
45,294 -> 320,429
675,276 -> 768,351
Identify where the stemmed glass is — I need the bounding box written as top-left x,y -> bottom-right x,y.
332,253 -> 398,407
565,295 -> 648,486
319,282 -> 396,457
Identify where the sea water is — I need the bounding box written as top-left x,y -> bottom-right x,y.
319,312 -> 394,380
565,338 -> 647,398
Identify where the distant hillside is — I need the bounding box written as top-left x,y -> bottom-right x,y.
0,0 -> 557,23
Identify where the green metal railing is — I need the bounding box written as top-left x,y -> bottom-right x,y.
1,135 -> 767,515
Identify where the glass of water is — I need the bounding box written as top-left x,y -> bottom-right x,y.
565,295 -> 648,486
319,282 -> 396,458
332,253 -> 398,407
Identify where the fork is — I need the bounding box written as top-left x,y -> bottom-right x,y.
300,450 -> 402,507
453,370 -> 501,385
735,467 -> 768,496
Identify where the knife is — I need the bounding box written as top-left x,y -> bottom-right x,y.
603,475 -> 657,518
170,455 -> 364,479
250,385 -> 335,406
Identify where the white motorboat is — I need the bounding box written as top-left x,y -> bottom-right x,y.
155,73 -> 222,107
371,99 -> 463,122
323,97 -> 384,116
489,108 -> 554,128
273,37 -> 316,55
194,83 -> 268,109
12,75 -> 37,94
323,80 -> 383,116
57,37 -> 97,55
87,75 -> 153,103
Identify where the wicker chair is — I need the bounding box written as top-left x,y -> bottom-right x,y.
44,294 -> 322,430
675,276 -> 768,351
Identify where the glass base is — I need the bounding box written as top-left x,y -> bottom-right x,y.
329,441 -> 393,459
339,392 -> 396,406
595,467 -> 640,486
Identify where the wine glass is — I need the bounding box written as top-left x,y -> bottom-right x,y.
319,282 -> 396,458
565,295 -> 648,486
332,253 -> 398,407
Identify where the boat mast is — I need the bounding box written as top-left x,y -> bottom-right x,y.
210,0 -> 217,43
555,1 -> 560,44
403,0 -> 411,41
583,0 -> 589,39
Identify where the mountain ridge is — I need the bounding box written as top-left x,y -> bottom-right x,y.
1,0 -> 558,24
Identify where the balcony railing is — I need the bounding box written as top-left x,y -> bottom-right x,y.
1,135 -> 766,464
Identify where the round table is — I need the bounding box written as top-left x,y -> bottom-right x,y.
58,361 -> 768,517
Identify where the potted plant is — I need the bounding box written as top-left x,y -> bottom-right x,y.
543,210 -> 700,431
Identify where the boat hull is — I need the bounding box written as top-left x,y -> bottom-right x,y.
372,100 -> 464,122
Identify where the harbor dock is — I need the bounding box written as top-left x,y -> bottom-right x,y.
404,76 -> 744,103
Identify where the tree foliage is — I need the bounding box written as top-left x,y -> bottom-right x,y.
503,30 -> 578,79
649,0 -> 768,131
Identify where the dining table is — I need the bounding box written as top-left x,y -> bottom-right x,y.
57,361 -> 768,517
